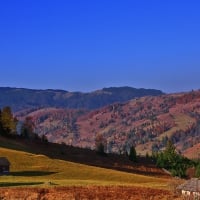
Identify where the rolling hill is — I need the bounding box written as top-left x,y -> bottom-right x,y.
0,86 -> 163,112
16,89 -> 200,158
0,136 -> 180,199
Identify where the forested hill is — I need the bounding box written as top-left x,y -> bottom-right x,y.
18,89 -> 200,158
0,87 -> 163,112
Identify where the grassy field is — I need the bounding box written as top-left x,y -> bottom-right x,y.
0,145 -> 172,189
0,137 -> 183,199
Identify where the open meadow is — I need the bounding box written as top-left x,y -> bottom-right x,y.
0,137 -> 183,199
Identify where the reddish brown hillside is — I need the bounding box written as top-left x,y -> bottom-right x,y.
17,90 -> 200,157
16,108 -> 86,146
75,90 -> 200,155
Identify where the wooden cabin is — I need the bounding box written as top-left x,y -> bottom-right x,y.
177,178 -> 200,199
0,157 -> 10,175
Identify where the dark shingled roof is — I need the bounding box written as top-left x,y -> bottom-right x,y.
177,178 -> 200,192
0,157 -> 10,166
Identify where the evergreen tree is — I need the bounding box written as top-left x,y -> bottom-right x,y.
129,146 -> 137,162
41,134 -> 48,143
156,152 -> 165,168
195,163 -> 200,178
156,140 -> 190,178
163,140 -> 177,169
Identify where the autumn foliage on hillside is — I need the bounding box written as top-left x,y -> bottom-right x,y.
16,90 -> 200,158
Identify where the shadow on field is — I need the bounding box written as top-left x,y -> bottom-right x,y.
10,171 -> 57,177
0,137 -> 171,178
0,182 -> 43,187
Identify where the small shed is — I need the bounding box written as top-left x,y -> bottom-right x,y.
0,157 -> 10,175
177,178 -> 200,199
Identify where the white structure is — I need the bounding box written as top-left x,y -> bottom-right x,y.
177,178 -> 200,199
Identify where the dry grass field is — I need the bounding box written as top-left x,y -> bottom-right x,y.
0,137 -> 183,199
0,146 -> 171,187
0,186 -> 182,200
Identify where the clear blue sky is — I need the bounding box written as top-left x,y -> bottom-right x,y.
0,0 -> 200,93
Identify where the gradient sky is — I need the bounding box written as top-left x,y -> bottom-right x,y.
0,0 -> 200,93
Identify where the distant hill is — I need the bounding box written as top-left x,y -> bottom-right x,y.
0,86 -> 163,111
16,89 -> 200,158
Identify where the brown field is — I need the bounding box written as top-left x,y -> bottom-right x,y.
0,186 -> 182,200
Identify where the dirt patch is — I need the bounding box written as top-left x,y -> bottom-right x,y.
0,186 -> 182,200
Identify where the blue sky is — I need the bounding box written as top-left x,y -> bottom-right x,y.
0,0 -> 200,93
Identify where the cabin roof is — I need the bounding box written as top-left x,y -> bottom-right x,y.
177,178 -> 200,192
0,157 -> 10,166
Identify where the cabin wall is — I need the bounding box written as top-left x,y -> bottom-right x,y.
0,165 -> 10,174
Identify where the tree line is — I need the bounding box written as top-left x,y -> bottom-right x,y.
95,134 -> 200,179
154,140 -> 200,178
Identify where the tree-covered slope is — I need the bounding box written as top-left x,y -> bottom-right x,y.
0,86 -> 163,111
17,90 -> 200,157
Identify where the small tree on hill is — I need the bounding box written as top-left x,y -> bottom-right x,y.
129,146 -> 137,162
21,116 -> 35,139
41,134 -> 48,143
1,106 -> 17,136
95,134 -> 107,155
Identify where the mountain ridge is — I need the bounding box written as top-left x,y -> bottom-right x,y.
0,86 -> 164,111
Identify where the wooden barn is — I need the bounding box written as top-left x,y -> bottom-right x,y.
0,157 -> 10,175
177,178 -> 200,199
